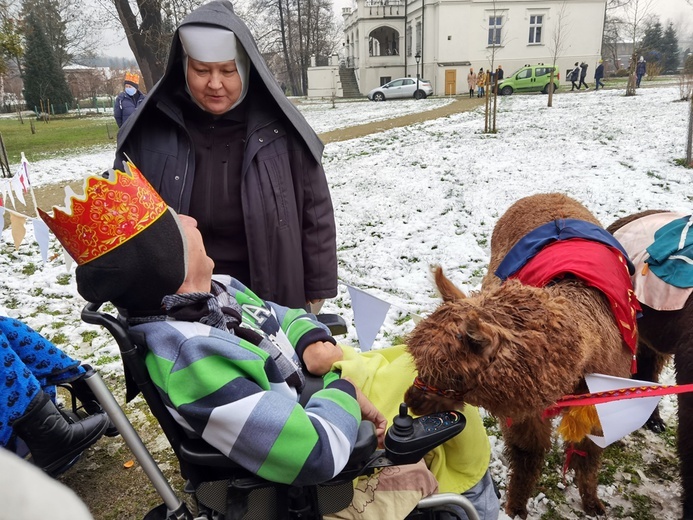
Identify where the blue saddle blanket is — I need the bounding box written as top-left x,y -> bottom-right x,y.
495,218 -> 634,280
646,215 -> 693,288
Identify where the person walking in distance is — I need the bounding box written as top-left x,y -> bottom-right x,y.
113,72 -> 145,128
577,62 -> 589,90
594,59 -> 605,90
467,68 -> 477,98
570,62 -> 580,91
477,68 -> 486,98
636,56 -> 646,88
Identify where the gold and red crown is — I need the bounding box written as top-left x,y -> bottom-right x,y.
38,162 -> 168,265
124,72 -> 140,85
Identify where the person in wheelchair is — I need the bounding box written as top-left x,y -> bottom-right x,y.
40,162 -> 499,519
0,315 -> 110,476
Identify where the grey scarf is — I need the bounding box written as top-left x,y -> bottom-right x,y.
161,282 -> 305,391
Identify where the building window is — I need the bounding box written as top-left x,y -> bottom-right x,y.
488,16 -> 502,46
529,14 -> 543,44
406,25 -> 412,56
416,21 -> 422,54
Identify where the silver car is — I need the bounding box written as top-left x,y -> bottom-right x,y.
367,77 -> 433,101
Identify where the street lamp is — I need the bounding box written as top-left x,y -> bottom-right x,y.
415,51 -> 421,99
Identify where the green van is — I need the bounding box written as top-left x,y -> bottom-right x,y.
498,64 -> 560,95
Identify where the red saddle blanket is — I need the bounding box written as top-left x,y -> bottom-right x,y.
510,238 -> 641,372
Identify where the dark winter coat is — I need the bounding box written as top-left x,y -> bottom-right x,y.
113,90 -> 145,128
570,67 -> 580,82
580,63 -> 588,79
115,0 -> 337,309
636,61 -> 647,77
595,64 -> 605,80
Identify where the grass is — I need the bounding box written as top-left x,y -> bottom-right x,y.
0,115 -> 115,163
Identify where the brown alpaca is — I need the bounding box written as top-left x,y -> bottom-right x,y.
405,193 -> 634,519
608,210 -> 693,520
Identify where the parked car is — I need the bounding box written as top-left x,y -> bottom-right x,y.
367,78 -> 433,101
498,65 -> 560,96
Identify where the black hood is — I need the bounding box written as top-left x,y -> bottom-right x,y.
118,0 -> 324,164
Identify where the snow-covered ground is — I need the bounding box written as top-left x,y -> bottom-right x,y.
2,87 -> 690,519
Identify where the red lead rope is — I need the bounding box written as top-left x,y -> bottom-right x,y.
413,378 -> 693,415
544,382 -> 693,417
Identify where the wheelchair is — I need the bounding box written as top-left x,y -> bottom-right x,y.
79,303 -> 481,520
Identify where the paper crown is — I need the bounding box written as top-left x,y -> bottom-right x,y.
124,72 -> 140,85
38,162 -> 168,266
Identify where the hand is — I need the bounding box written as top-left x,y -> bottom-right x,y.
344,377 -> 388,448
302,341 -> 343,375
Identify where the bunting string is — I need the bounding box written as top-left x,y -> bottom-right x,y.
2,206 -> 35,220
544,382 -> 693,415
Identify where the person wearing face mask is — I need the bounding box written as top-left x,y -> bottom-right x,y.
113,72 -> 145,128
114,0 -> 337,312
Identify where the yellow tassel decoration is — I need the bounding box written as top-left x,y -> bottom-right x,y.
557,406 -> 601,443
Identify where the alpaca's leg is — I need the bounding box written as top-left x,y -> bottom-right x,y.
675,336 -> 693,518
633,339 -> 670,432
502,416 -> 552,519
570,436 -> 605,516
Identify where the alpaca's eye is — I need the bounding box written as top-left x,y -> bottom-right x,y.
457,332 -> 484,355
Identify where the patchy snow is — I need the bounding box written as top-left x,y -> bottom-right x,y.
296,96 -> 454,132
2,86 -> 690,519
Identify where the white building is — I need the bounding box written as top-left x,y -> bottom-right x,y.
309,0 -> 607,97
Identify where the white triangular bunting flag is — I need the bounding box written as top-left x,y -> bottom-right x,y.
346,284 -> 391,351
63,247 -> 74,272
32,218 -> 49,263
1,178 -> 15,209
411,313 -> 424,325
10,175 -> 25,205
585,373 -> 662,448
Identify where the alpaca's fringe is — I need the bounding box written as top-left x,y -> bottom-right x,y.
558,405 -> 601,443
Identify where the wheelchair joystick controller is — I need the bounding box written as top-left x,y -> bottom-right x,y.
384,403 -> 466,466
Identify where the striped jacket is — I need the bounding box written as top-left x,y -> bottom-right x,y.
133,278 -> 360,485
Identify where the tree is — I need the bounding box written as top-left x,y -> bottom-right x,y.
247,0 -> 340,96
640,18 -> 662,59
621,0 -> 655,96
0,2 -> 23,110
21,0 -> 100,67
107,0 -> 203,91
546,2 -> 569,108
661,22 -> 680,73
0,11 -> 22,74
21,0 -> 68,65
483,0 -> 507,132
602,13 -> 625,72
22,10 -> 72,114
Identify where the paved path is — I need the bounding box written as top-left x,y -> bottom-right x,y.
318,96 -> 485,143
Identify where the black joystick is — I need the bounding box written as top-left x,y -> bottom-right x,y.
390,403 -> 414,436
384,403 -> 466,466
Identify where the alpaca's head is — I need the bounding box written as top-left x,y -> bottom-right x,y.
405,266 -> 583,418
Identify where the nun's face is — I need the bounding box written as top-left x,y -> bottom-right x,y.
187,57 -> 242,114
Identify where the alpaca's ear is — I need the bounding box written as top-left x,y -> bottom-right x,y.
433,266 -> 466,302
463,311 -> 498,362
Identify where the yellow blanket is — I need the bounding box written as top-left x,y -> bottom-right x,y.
334,344 -> 491,494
